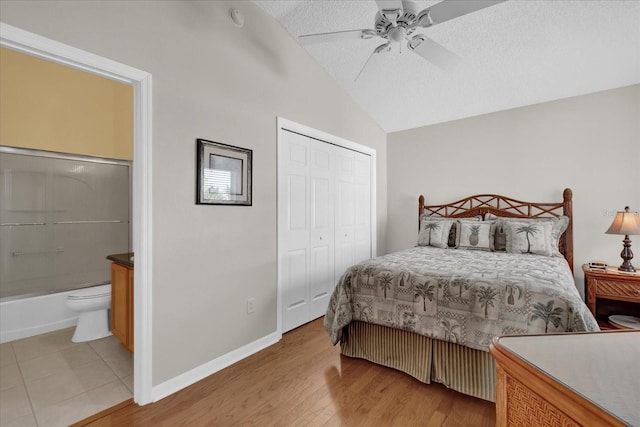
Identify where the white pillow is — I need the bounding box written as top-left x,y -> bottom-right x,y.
504,221 -> 554,256
487,214 -> 569,257
417,219 -> 453,249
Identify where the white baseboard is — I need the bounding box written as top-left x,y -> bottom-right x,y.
151,331 -> 281,403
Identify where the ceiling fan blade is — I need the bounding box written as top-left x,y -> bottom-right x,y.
299,29 -> 374,45
426,0 -> 506,26
409,36 -> 461,71
355,42 -> 391,82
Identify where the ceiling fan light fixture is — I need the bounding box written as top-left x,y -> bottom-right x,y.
388,26 -> 406,43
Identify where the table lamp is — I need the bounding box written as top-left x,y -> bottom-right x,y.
605,206 -> 640,272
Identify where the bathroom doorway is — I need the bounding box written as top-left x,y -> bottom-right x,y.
0,23 -> 153,411
0,48 -> 134,426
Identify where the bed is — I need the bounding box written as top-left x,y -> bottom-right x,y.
324,188 -> 599,401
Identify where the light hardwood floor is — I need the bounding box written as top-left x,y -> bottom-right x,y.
81,318 -> 496,426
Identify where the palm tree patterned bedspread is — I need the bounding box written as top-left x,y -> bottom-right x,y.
324,246 -> 599,350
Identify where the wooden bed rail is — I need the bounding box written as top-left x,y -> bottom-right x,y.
418,189 -> 574,272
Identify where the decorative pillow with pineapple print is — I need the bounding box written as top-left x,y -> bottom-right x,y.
455,220 -> 494,251
504,221 -> 554,256
417,219 -> 454,249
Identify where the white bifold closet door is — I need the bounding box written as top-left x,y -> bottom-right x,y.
334,147 -> 372,282
279,130 -> 372,333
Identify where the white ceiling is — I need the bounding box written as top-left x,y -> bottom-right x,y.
253,0 -> 640,133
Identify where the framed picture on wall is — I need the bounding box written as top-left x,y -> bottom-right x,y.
196,138 -> 252,206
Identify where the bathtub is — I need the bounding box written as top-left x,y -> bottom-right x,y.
0,290 -> 80,343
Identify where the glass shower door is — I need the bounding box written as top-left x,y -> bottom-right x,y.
0,148 -> 131,300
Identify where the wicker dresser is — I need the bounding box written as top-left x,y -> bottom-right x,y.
490,331 -> 639,427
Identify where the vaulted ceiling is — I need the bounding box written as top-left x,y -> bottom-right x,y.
254,0 -> 640,133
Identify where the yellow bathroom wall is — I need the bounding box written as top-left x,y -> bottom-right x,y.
0,47 -> 133,160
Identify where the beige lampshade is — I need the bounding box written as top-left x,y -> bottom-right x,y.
605,207 -> 640,235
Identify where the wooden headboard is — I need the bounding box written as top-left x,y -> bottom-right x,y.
418,188 -> 574,272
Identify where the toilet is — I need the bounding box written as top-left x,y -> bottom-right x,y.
66,284 -> 112,342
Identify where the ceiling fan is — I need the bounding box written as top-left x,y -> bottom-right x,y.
298,0 -> 506,80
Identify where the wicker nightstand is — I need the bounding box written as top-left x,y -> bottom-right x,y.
582,264 -> 640,328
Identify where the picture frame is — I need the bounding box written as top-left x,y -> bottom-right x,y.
196,138 -> 252,206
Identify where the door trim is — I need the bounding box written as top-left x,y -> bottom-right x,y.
0,23 -> 154,405
276,117 -> 377,334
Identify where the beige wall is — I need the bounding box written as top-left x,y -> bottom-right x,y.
0,1 -> 387,386
0,47 -> 133,160
387,84 -> 640,296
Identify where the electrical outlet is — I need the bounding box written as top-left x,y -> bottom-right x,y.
247,297 -> 255,314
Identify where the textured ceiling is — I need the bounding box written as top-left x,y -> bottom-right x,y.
253,0 -> 640,133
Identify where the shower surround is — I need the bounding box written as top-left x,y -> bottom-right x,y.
0,147 -> 130,343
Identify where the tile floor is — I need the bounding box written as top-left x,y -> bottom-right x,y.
0,328 -> 132,427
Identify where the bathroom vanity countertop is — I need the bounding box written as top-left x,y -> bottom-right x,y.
107,252 -> 134,268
